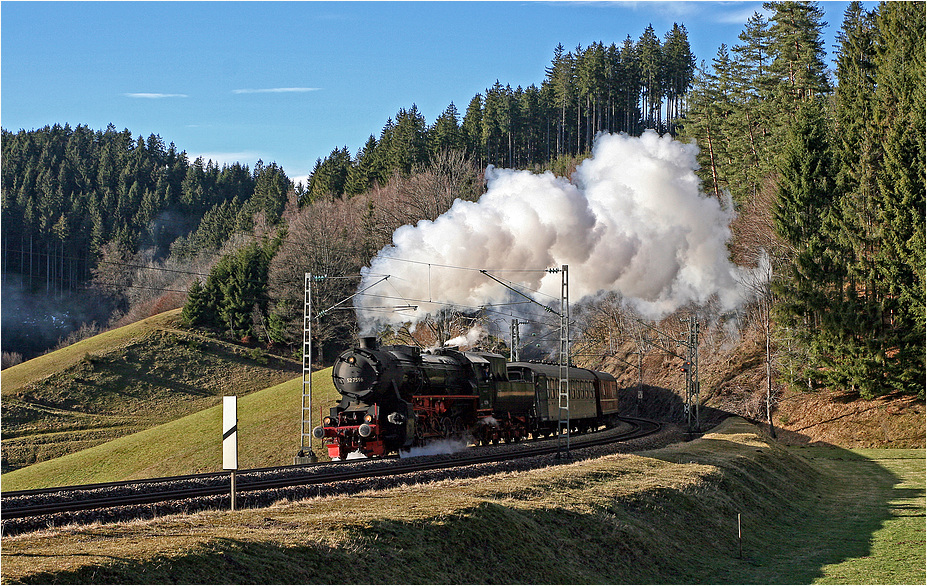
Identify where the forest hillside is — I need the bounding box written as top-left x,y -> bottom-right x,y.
2,1 -> 923,439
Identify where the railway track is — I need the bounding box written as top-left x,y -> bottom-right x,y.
1,416 -> 660,526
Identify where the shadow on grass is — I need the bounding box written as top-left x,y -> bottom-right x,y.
641,424 -> 921,583
5,397 -> 921,584
5,501 -> 731,584
634,385 -> 922,583
14,456 -> 914,586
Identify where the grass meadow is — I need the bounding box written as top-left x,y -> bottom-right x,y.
2,419 -> 923,584
1,369 -> 339,489
1,309 -> 302,475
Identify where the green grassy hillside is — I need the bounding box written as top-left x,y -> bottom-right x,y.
1,369 -> 339,490
2,419 -> 922,584
1,309 -> 301,473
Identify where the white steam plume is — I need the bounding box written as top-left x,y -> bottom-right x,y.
357,131 -> 755,331
443,325 -> 487,349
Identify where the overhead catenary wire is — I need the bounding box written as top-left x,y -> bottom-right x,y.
20,224 -> 598,357
353,291 -> 561,328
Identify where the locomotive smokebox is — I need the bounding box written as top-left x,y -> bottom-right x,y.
358,336 -> 379,350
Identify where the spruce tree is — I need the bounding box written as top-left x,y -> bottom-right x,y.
428,102 -> 463,159
544,43 -> 575,156
829,1 -> 885,396
662,24 -> 695,135
344,136 -> 379,197
461,94 -> 484,167
253,161 -> 289,222
182,279 -> 213,326
637,25 -> 664,129
388,105 -> 429,175
870,0 -> 926,396
610,37 -> 636,135
772,99 -> 837,391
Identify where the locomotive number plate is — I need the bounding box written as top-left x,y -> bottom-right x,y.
345,377 -> 364,383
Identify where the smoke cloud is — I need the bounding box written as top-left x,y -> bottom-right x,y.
399,437 -> 470,458
443,325 -> 487,349
357,131 -> 755,331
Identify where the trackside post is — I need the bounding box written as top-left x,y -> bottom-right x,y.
223,395 -> 238,510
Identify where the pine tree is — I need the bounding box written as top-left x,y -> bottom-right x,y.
763,1 -> 831,104
638,25 -> 664,130
677,46 -> 736,200
730,12 -> 775,197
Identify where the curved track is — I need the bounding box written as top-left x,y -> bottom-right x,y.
1,416 -> 660,522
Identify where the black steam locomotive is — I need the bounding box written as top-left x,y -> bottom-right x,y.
313,337 -> 621,459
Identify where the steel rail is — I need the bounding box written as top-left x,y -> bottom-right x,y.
1,417 -> 660,520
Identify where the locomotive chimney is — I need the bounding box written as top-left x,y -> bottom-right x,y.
358,336 -> 379,350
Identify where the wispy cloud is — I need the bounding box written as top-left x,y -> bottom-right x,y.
620,1 -> 699,19
232,87 -> 321,94
715,4 -> 769,25
124,92 -> 188,99
621,1 -> 766,26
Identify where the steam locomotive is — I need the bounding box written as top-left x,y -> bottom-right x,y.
312,337 -> 621,460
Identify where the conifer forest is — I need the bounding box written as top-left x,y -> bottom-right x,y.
2,2 -> 924,400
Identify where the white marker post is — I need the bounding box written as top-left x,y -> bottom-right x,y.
223,396 -> 238,510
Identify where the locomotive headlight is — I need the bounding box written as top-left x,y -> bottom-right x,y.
358,423 -> 373,438
364,414 -> 374,423
347,356 -> 356,364
323,416 -> 334,427
312,426 -> 325,439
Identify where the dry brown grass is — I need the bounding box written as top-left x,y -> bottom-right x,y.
8,419 -> 920,585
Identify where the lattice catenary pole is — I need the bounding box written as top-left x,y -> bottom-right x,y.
558,264 -> 570,459
296,273 -> 318,463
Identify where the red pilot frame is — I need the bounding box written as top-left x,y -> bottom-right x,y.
315,405 -> 387,460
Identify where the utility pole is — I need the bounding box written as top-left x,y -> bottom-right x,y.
632,314 -> 700,432
557,265 -> 570,459
480,267 -> 571,458
679,315 -> 700,432
510,319 -> 532,361
636,330 -> 646,416
296,273 -> 318,464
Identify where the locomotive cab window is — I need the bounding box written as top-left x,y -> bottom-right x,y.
478,364 -> 491,382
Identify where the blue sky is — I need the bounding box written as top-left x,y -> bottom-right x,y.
2,1 -> 858,185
